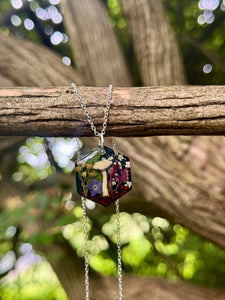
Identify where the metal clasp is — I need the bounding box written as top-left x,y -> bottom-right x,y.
99,133 -> 105,155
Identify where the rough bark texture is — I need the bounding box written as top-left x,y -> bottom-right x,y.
120,0 -> 186,85
1,85 -> 225,136
60,0 -> 132,86
120,0 -> 191,158
0,34 -> 83,87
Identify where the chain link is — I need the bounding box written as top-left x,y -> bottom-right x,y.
81,197 -> 90,300
75,139 -> 90,300
72,83 -> 113,137
113,137 -> 123,299
116,199 -> 123,300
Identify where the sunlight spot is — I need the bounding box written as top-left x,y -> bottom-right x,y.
49,0 -> 61,5
26,153 -> 39,167
65,201 -> 74,211
52,12 -> 63,24
74,206 -> 83,218
206,14 -> 214,23
50,31 -> 63,45
198,14 -> 205,24
6,226 -> 17,238
24,18 -> 34,30
0,251 -> 16,275
12,172 -> 23,182
44,25 -> 53,35
62,56 -> 71,66
152,217 -> 170,230
11,15 -> 22,26
203,9 -> 212,18
11,0 -> 23,9
86,199 -> 96,210
36,7 -> 48,20
30,1 -> 39,12
199,0 -> 219,10
62,33 -> 68,43
47,5 -> 58,18
203,63 -> 212,73
20,243 -> 32,255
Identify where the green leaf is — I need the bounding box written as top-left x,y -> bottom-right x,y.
56,215 -> 76,226
27,231 -> 54,246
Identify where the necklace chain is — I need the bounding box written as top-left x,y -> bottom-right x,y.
73,82 -> 123,300
116,199 -> 123,300
81,197 -> 90,299
72,83 -> 113,137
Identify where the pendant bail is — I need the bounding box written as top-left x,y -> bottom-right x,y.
99,133 -> 105,155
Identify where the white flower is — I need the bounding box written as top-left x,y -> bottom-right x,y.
108,156 -> 113,161
125,161 -> 130,168
118,154 -> 124,160
126,181 -> 132,188
112,179 -> 116,186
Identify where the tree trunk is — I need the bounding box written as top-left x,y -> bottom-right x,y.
60,0 -> 132,87
1,85 -> 225,136
120,0 -> 186,85
0,34 -> 83,87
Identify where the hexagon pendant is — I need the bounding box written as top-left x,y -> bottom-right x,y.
75,146 -> 132,206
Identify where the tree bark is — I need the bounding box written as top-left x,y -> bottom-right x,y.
119,0 -> 191,158
120,0 -> 186,85
0,34 -> 83,87
60,0 -> 132,87
1,85 -> 225,136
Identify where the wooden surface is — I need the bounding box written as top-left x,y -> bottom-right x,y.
0,85 -> 225,136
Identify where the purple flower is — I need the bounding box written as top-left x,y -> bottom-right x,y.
87,178 -> 102,197
115,168 -> 129,183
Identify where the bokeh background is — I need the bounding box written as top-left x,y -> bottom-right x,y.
0,0 -> 225,299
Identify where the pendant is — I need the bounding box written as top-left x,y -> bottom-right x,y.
75,146 -> 132,207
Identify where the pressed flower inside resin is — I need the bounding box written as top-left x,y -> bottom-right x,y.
75,146 -> 132,206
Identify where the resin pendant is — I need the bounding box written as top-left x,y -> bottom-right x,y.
75,146 -> 132,207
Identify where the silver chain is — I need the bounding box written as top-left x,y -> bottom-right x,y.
113,137 -> 123,300
76,140 -> 90,300
116,199 -> 123,300
72,83 -> 113,137
81,197 -> 90,300
73,83 -> 123,299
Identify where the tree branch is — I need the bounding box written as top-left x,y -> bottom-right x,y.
1,85 -> 225,136
60,0 -> 132,86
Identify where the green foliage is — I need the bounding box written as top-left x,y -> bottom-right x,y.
0,261 -> 68,300
13,137 -> 54,185
163,0 -> 225,84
